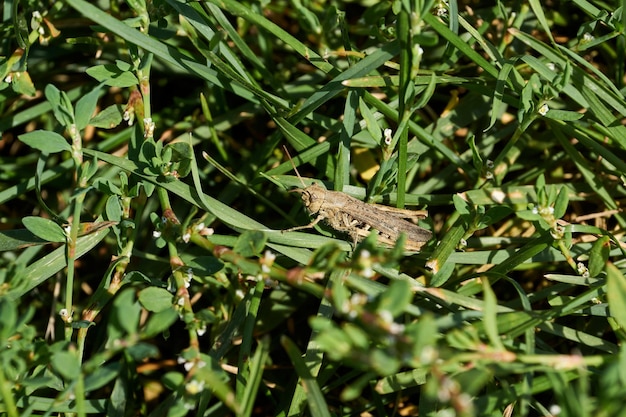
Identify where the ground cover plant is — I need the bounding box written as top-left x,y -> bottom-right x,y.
1,0 -> 626,415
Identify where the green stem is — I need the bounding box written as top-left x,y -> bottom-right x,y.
0,365 -> 18,417
157,187 -> 200,350
64,198 -> 83,341
75,373 -> 86,417
65,124 -> 85,341
396,6 -> 411,208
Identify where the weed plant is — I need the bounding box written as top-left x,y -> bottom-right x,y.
1,0 -> 626,416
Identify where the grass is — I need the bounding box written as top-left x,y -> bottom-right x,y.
1,0 -> 626,416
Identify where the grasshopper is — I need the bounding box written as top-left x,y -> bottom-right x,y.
283,150 -> 432,251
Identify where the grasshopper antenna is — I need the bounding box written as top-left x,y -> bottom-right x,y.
282,145 -> 307,189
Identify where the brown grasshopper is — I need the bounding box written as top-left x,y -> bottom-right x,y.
283,150 -> 432,251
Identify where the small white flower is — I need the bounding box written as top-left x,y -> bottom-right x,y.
420,345 -> 437,364
583,33 -> 594,42
350,293 -> 367,307
144,117 -> 155,138
153,230 -> 161,238
549,404 -> 561,415
261,250 -> 276,273
263,250 -> 276,263
379,310 -> 393,324
388,322 -> 405,334
547,62 -> 556,71
384,128 -> 393,146
185,379 -> 205,395
538,104 -> 549,116
577,262 -> 589,277
59,308 -> 73,323
414,45 -> 424,59
490,190 -> 506,204
182,232 -> 191,243
184,268 -> 193,288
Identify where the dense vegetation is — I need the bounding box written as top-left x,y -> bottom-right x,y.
1,0 -> 626,416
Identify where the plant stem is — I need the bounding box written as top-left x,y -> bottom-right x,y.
396,4 -> 411,208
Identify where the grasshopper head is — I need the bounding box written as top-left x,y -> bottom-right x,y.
300,183 -> 325,214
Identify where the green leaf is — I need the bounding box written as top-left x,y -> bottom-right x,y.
11,71 -> 36,97
138,287 -> 173,313
51,351 -> 81,380
370,349 -> 400,376
0,229 -> 48,251
553,186 -> 570,219
607,263 -> 626,330
84,363 -> 120,392
86,64 -> 139,88
482,278 -> 505,351
359,98 -> 382,142
0,299 -> 17,342
45,84 -> 75,127
18,130 -> 71,154
233,230 -> 267,257
22,216 -> 66,243
186,256 -> 224,276
376,279 -> 412,317
466,134 -> 483,173
110,288 -> 141,337
90,104 -> 124,129
281,335 -> 332,417
543,109 -> 585,121
141,308 -> 179,338
452,193 -> 471,215
166,142 -> 193,178
413,71 -> 437,110
75,85 -> 102,130
515,209 -> 542,221
588,236 -> 610,278
426,220 -> 466,283
71,320 -> 96,329
310,318 -> 351,360
239,337 -> 271,417
6,227 -> 110,301
375,369 -> 428,394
